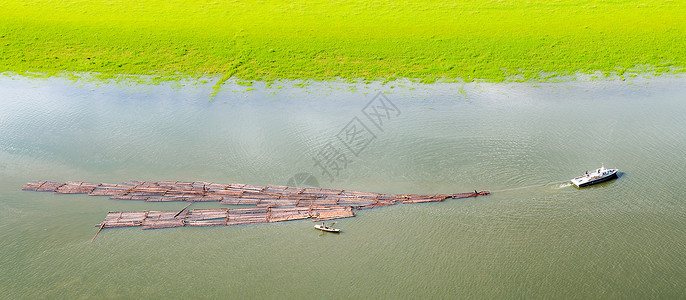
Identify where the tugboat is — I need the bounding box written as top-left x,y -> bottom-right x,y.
571,164 -> 618,187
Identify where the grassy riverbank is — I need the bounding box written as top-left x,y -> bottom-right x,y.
1,0 -> 685,83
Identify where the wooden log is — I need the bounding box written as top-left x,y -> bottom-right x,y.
341,190 -> 379,197
220,197 -> 260,205
104,211 -> 123,221
128,186 -> 169,195
165,188 -> 203,195
141,210 -> 186,229
257,198 -> 298,207
228,207 -> 268,225
110,195 -> 149,201
206,183 -> 230,190
89,189 -> 124,196
357,200 -> 398,210
449,191 -> 490,198
89,184 -> 133,196
241,184 -> 266,192
295,197 -> 337,207
268,207 -> 311,222
186,208 -> 229,220
240,192 -> 275,199
109,211 -> 146,220
279,194 -> 319,200
208,189 -> 243,197
103,211 -> 145,228
295,199 -> 317,207
219,197 -> 243,205
226,219 -> 267,225
146,196 -> 176,202
118,211 -> 147,221
175,202 -> 193,218
54,187 -> 85,194
198,195 -> 223,202
97,183 -> 119,188
337,197 -> 377,206
55,182 -> 98,194
238,198 -> 260,205
102,222 -> 139,228
377,194 -> 401,200
301,187 -> 343,196
264,185 -> 303,195
22,181 -> 47,191
186,219 -> 227,226
35,181 -> 64,192
128,189 -> 168,195
153,195 -> 204,202
192,181 -> 212,188
402,196 -> 447,204
167,182 -> 193,191
311,206 -> 355,221
228,183 -> 246,189
155,195 -> 211,202
91,222 -> 105,243
145,210 -> 180,220
142,220 -> 185,229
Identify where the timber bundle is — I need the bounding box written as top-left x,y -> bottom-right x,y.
23,180 -> 489,230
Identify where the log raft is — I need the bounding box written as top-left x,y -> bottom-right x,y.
23,180 -> 489,230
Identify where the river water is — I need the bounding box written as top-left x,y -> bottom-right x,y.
1,75 -> 685,298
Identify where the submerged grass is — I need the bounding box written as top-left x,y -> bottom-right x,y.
1,0 -> 685,83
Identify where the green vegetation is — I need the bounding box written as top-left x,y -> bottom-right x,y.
1,0 -> 684,83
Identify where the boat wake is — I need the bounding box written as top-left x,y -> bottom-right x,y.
490,181 -> 569,193
555,183 -> 573,189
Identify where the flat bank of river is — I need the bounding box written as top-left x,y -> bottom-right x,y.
1,76 -> 685,298
3,1 -> 685,82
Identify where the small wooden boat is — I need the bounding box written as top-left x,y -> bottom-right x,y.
314,223 -> 340,233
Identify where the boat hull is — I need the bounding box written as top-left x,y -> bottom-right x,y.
314,225 -> 340,233
574,172 -> 618,187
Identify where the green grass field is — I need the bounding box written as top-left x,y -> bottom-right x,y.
1,0 -> 685,83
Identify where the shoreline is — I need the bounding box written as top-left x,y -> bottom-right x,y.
2,70 -> 683,90
3,63 -> 683,88
2,1 -> 684,87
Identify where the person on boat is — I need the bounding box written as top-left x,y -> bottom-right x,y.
321,222 -> 325,229
474,190 -> 478,194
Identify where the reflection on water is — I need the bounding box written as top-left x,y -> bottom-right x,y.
1,76 -> 686,298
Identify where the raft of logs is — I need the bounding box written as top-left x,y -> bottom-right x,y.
22,180 -> 489,230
